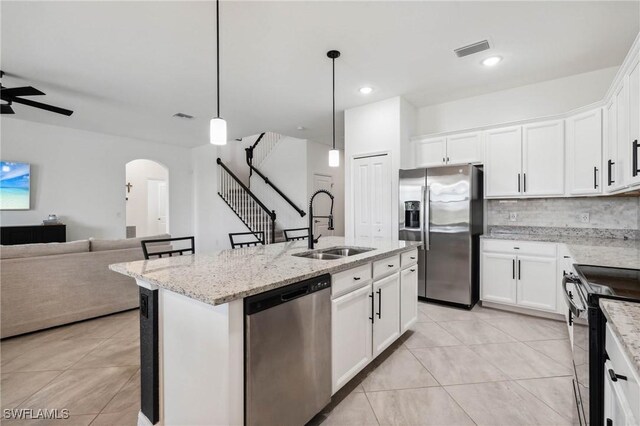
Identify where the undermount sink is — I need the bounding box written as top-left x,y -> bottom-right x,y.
292,246 -> 375,260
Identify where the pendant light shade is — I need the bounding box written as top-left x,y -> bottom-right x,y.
327,50 -> 340,167
328,149 -> 340,167
210,0 -> 227,145
210,117 -> 227,145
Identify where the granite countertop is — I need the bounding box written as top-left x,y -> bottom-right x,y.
110,236 -> 419,306
600,299 -> 640,376
481,233 -> 640,270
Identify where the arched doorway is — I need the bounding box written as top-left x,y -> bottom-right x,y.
125,159 -> 169,238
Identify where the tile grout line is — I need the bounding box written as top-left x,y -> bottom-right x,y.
5,370 -> 65,413
511,378 -> 576,423
96,367 -> 140,417
362,390 -> 382,426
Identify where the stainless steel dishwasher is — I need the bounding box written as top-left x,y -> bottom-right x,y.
245,274 -> 331,426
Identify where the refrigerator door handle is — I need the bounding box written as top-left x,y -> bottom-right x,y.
423,186 -> 430,251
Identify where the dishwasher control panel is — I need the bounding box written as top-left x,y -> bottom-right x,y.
310,279 -> 331,292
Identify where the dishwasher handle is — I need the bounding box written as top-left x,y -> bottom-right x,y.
281,287 -> 309,302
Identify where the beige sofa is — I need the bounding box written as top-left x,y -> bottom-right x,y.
0,234 -> 169,338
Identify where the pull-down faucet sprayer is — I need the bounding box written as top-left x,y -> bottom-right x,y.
308,189 -> 334,249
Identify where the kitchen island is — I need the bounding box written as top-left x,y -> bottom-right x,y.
110,236 -> 419,426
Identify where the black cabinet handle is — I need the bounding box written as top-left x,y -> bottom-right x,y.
369,293 -> 375,324
442,157 -> 446,163
594,166 -> 599,189
633,140 -> 639,177
518,260 -> 521,280
388,264 -> 394,268
410,256 -> 416,260
523,173 -> 527,193
512,259 -> 515,279
410,268 -> 416,272
607,418 -> 613,426
353,276 -> 361,281
517,173 -> 521,192
608,368 -> 628,382
376,289 -> 382,319
446,157 -> 450,163
608,159 -> 615,185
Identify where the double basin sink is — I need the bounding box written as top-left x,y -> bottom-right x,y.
292,246 -> 374,260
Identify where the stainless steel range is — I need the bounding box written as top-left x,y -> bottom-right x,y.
563,265 -> 640,426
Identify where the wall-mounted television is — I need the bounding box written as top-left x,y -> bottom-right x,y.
0,161 -> 31,210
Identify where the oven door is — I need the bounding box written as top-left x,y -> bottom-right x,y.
563,273 -> 589,425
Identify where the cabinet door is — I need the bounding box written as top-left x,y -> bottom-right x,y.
628,56 -> 640,187
566,109 -> 603,195
352,154 -> 392,243
415,137 -> 446,167
400,266 -> 418,333
481,252 -> 517,305
446,132 -> 483,165
516,255 -> 557,312
372,274 -> 400,357
605,99 -> 621,192
331,284 -> 373,394
485,126 -> 522,198
615,80 -> 629,189
522,120 -> 565,196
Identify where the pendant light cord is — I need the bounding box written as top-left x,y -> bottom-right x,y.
332,56 -> 335,150
216,0 -> 220,118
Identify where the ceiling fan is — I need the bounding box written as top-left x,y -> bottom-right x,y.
0,71 -> 73,116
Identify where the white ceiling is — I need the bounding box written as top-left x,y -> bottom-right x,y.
1,1 -> 638,148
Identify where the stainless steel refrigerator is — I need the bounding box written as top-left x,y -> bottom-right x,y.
399,165 -> 483,309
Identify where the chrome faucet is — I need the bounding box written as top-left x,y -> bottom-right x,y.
308,189 -> 335,249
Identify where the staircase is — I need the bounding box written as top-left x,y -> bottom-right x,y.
250,131 -> 282,168
217,158 -> 276,244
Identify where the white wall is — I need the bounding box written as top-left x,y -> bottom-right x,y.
306,141 -> 345,237
125,159 -> 169,238
0,118 -> 193,241
416,66 -> 619,135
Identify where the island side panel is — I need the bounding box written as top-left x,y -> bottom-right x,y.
139,287 -> 160,424
160,289 -> 244,426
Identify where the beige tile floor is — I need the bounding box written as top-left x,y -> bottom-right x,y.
1,302 -> 576,426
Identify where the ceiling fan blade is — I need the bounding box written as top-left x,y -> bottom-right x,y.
1,86 -> 45,97
1,104 -> 15,114
11,97 -> 73,116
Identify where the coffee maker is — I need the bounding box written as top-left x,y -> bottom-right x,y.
404,201 -> 421,229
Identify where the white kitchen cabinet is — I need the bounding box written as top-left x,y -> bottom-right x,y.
352,154 -> 392,243
372,273 -> 400,357
481,252 -> 517,305
331,283 -> 373,394
522,120 -> 565,196
516,255 -> 557,312
628,55 -> 640,187
616,80 -> 629,189
605,98 -> 621,192
485,126 -> 523,197
566,109 -> 603,195
415,137 -> 447,167
400,264 -> 418,333
604,359 -> 637,426
446,132 -> 483,165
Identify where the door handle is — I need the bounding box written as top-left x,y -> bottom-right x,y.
608,368 -> 628,382
523,173 -> 527,193
518,260 -> 521,280
517,173 -> 521,192
353,276 -> 361,281
369,293 -> 375,324
410,268 -> 416,272
633,140 -> 639,177
594,166 -> 598,189
376,289 -> 382,319
512,259 -> 515,280
608,159 -> 615,185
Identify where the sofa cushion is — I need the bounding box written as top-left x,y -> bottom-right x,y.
0,240 -> 90,260
90,233 -> 171,252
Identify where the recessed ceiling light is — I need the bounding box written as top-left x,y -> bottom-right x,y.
297,126 -> 306,131
482,56 -> 502,67
173,112 -> 194,119
359,87 -> 373,95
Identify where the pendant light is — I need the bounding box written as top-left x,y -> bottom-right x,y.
210,0 -> 227,145
327,50 -> 340,167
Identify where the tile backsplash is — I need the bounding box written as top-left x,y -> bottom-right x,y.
487,197 -> 640,239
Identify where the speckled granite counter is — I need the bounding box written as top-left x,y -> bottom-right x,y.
481,233 -> 639,270
110,237 -> 419,306
600,299 -> 640,376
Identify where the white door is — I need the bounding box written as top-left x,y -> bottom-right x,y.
516,255 -> 557,312
484,126 -> 523,198
566,109 -> 603,195
331,284 -> 373,394
605,99 -> 620,192
147,179 -> 168,236
400,266 -> 418,333
352,154 -> 391,243
628,56 -> 640,187
372,273 -> 400,357
415,137 -> 446,167
313,174 -> 334,237
522,120 -> 565,196
446,132 -> 483,165
481,252 -> 517,305
615,81 -> 629,189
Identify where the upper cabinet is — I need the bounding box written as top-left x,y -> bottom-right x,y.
485,126 -> 522,198
414,132 -> 482,168
522,120 -> 565,196
566,109 -> 603,195
628,55 -> 640,187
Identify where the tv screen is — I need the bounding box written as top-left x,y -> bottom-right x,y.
0,161 -> 31,210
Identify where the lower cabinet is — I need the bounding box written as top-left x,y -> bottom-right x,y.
331,252 -> 416,395
605,323 -> 640,425
481,240 -> 557,313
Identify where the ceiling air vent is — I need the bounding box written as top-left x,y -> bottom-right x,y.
454,40 -> 491,58
173,112 -> 194,119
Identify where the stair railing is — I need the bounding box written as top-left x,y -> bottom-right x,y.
217,158 -> 276,244
246,133 -> 306,218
